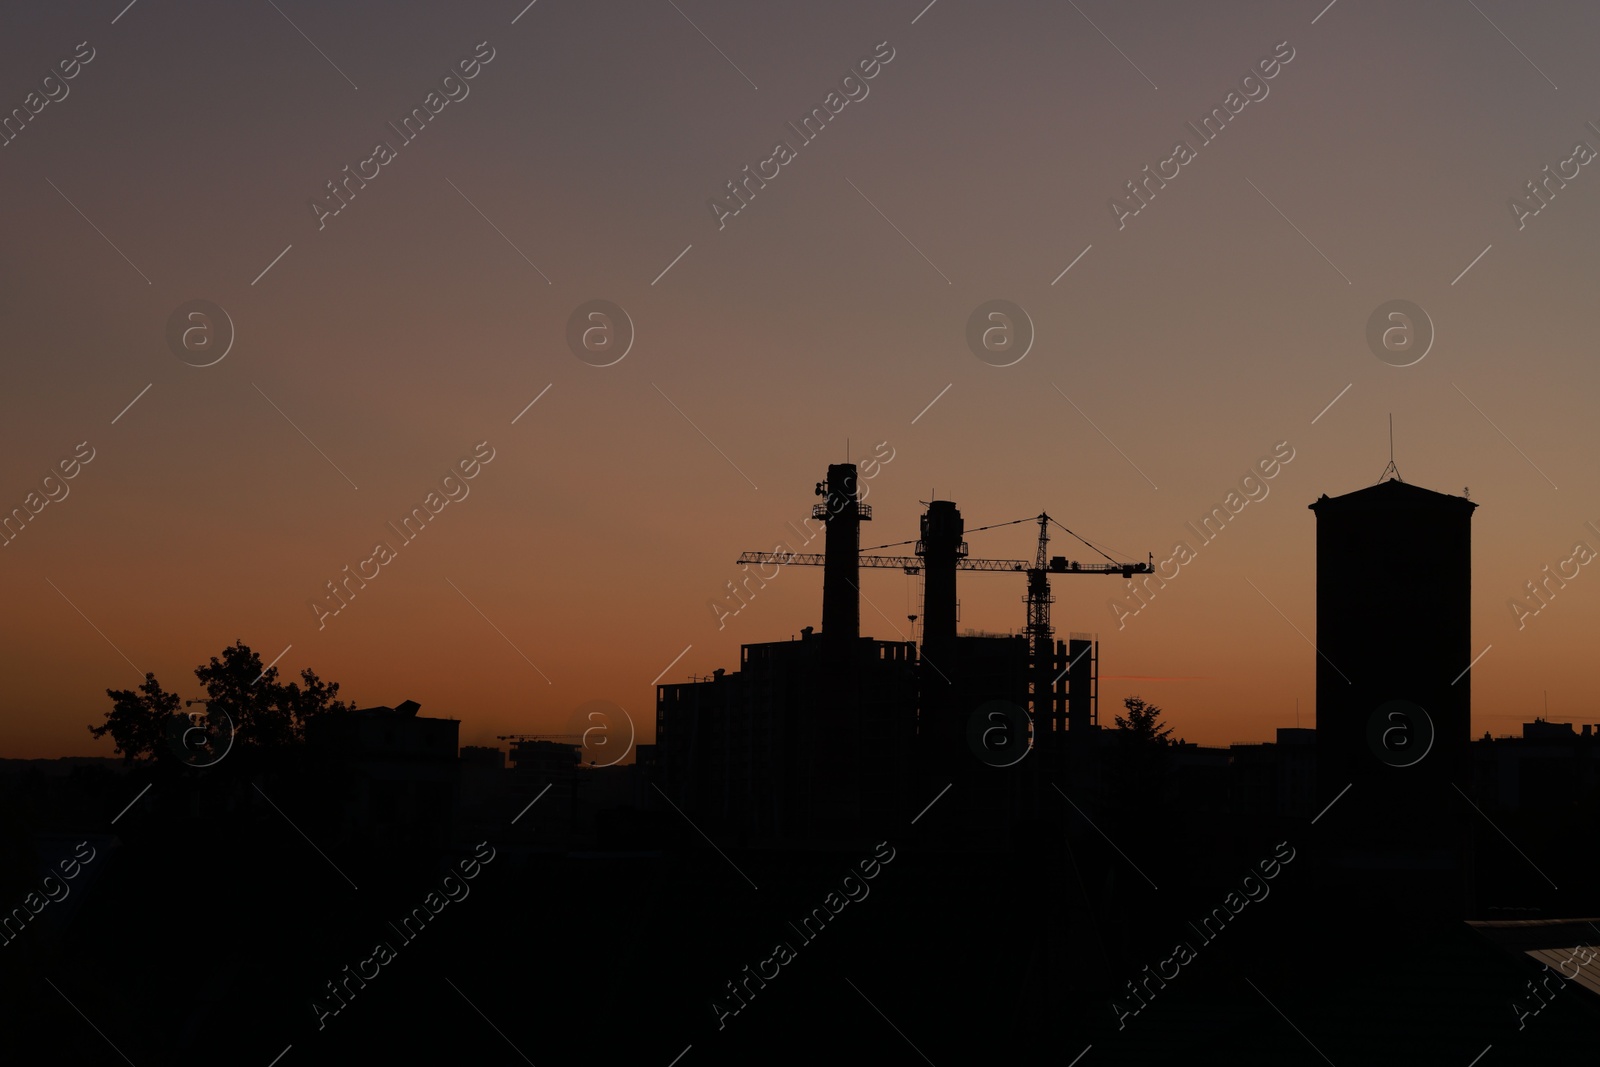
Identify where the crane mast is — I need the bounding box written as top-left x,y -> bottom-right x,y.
737,470 -> 1154,771
1026,514 -> 1055,734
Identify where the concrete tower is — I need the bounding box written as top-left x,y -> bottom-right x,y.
1309,477 -> 1475,905
818,463 -> 868,657
918,500 -> 965,671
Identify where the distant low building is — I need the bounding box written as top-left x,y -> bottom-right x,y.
305,699 -> 459,849
459,745 -> 505,770
655,627 -> 919,842
1162,727 -> 1317,821
1472,719 -> 1600,811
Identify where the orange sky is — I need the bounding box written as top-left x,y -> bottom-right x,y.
4,0 -> 1599,758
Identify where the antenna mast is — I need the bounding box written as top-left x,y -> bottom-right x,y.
1379,414 -> 1403,482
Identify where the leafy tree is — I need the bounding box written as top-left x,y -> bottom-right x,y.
280,666 -> 352,742
1109,696 -> 1177,866
88,640 -> 349,761
88,673 -> 181,762
194,642 -> 294,749
1114,696 -> 1173,746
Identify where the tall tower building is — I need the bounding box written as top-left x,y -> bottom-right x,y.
1309,477 -> 1475,907
818,463 -> 867,658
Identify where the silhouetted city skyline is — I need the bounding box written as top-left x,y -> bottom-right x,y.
5,2 -> 1599,1063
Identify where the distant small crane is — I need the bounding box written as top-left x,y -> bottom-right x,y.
496,733 -> 586,772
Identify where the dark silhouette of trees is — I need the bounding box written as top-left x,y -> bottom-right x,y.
87,640 -> 350,762
88,673 -> 181,761
1108,695 -> 1178,867
1114,695 -> 1173,745
280,664 -> 350,742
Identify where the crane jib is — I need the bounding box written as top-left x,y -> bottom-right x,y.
734,552 -> 1151,577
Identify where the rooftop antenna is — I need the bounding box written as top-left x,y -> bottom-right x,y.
1378,414 -> 1403,482
1296,696 -> 1300,729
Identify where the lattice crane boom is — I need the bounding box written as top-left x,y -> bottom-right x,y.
735,551 -> 1145,576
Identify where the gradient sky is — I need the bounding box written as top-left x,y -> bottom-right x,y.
4,0 -> 1600,759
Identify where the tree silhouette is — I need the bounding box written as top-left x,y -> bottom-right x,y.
279,665 -> 351,742
88,640 -> 349,761
1114,695 -> 1173,746
1108,695 -> 1177,873
89,673 -> 182,762
194,642 -> 291,749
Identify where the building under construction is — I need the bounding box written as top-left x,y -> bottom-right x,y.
654,461 -> 1151,844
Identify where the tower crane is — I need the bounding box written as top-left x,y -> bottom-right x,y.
735,454 -> 1158,766
496,734 -> 587,772
737,511 -> 1150,634
738,511 -> 1152,724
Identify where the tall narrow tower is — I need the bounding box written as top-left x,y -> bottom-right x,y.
1309,477 -> 1475,897
818,463 -> 868,657
917,500 -> 965,671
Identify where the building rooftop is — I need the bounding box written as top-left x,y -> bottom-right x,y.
1309,477 -> 1477,514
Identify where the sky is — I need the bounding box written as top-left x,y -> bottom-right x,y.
3,0 -> 1599,759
